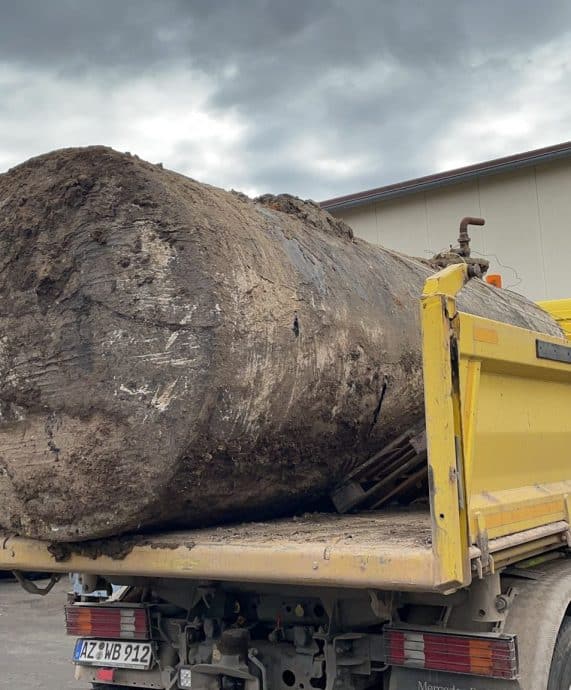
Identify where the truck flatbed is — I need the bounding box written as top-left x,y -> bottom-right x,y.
0,509 -> 435,590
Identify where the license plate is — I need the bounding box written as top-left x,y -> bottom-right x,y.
73,639 -> 154,669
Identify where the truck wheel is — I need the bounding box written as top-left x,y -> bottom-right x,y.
547,618 -> 571,689
502,559 -> 571,690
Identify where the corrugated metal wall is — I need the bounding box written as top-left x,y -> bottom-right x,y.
333,160 -> 571,300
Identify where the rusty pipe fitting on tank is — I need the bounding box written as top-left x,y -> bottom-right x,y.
458,217 -> 485,258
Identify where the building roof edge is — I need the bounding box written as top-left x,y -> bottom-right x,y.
320,141 -> 571,211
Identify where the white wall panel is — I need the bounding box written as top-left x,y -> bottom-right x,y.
424,182 -> 483,258
335,204 -> 378,244
333,163 -> 571,300
478,170 -> 547,297
374,195 -> 428,258
535,161 -> 571,299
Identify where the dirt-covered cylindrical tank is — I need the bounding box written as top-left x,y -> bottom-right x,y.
0,147 -> 561,541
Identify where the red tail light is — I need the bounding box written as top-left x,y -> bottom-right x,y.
384,626 -> 518,680
65,605 -> 150,640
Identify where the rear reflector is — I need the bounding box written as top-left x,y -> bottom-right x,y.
65,605 -> 149,640
384,626 -> 518,680
96,668 -> 115,682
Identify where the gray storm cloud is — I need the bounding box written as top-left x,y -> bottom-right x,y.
1,0 -> 571,197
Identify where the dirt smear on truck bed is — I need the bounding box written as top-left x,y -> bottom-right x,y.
46,509 -> 433,562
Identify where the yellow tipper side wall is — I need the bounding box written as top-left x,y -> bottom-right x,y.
458,314 -> 571,542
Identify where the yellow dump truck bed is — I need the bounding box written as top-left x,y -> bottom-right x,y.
2,265 -> 571,594
1,510 -> 436,590
2,511 -> 567,593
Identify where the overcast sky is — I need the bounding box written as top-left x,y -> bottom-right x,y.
1,1 -> 570,199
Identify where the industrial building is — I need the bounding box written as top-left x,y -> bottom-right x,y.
321,141 -> 571,300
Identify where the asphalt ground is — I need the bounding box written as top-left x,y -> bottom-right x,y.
0,576 -> 89,689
